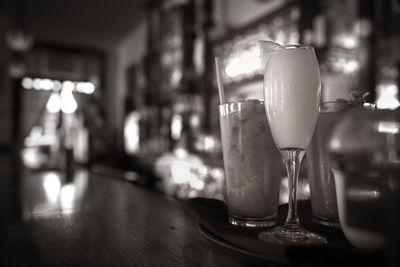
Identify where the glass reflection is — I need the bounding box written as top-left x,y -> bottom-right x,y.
60,184 -> 76,214
43,172 -> 61,204
22,169 -> 89,218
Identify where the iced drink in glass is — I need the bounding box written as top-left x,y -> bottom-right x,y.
219,99 -> 281,227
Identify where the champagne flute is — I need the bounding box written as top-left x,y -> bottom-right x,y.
259,42 -> 327,244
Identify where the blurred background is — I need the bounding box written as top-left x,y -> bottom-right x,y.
0,0 -> 399,200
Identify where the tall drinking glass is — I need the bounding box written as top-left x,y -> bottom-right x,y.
259,43 -> 327,244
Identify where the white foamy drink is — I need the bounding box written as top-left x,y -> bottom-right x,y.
263,47 -> 321,149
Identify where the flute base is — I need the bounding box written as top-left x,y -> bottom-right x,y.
258,226 -> 327,245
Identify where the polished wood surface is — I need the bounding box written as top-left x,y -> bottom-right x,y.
0,154 -> 285,267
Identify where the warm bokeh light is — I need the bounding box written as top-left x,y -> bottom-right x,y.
170,161 -> 191,184
21,147 -> 43,169
5,28 -> 34,52
124,111 -> 141,154
21,77 -> 96,95
53,80 -> 63,91
76,82 -> 95,94
378,121 -> 400,134
376,83 -> 400,110
62,81 -> 75,91
203,135 -> 216,151
171,114 -> 183,140
33,78 -> 41,90
46,92 -> 61,113
333,33 -> 359,49
61,88 -> 78,114
225,47 -> 261,78
330,57 -> 360,74
39,79 -> 54,90
22,77 -> 33,89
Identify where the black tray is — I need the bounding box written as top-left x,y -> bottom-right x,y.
186,198 -> 384,266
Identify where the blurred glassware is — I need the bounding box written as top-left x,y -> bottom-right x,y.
154,146 -> 224,200
306,101 -> 361,227
328,107 -> 400,249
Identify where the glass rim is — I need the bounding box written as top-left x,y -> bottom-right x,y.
258,42 -> 315,58
218,99 -> 264,107
283,44 -> 315,50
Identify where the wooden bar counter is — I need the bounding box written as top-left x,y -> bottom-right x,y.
0,157 -> 286,267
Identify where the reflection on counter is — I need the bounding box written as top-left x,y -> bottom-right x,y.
22,169 -> 89,218
20,76 -> 91,170
154,142 -> 311,205
155,147 -> 225,200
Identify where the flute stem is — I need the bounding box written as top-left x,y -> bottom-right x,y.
281,148 -> 305,230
